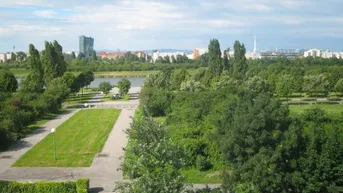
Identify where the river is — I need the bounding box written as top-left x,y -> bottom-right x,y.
16,77 -> 145,87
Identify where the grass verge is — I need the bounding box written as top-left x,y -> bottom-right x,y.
22,111 -> 64,136
14,109 -> 120,167
182,168 -> 222,183
289,104 -> 343,119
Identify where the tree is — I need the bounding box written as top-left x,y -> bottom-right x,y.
170,69 -> 189,90
71,51 -> 76,59
0,70 -> 18,92
62,72 -> 76,88
77,52 -> 85,59
223,48 -> 232,73
91,50 -> 97,60
334,78 -> 343,95
245,76 -> 271,94
155,56 -> 163,64
208,39 -> 223,76
163,55 -> 171,64
180,79 -> 205,92
41,41 -> 67,83
118,78 -> 131,95
116,115 -> 186,193
275,74 -> 296,99
99,82 -> 113,94
217,92 -> 305,192
16,51 -> 27,62
83,71 -> 94,87
171,55 -> 176,63
233,41 -> 247,82
303,74 -> 330,96
10,52 -> 16,62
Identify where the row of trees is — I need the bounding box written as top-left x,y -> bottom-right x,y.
0,41 -> 93,151
98,79 -> 131,95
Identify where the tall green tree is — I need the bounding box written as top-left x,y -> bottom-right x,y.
163,55 -> 171,64
99,82 -> 113,95
275,74 -> 296,99
208,39 -> 223,76
217,92 -> 305,192
91,50 -> 97,60
334,78 -> 343,95
223,48 -> 232,73
41,41 -> 67,83
117,115 -> 186,193
233,41 -> 247,82
0,70 -> 18,92
10,52 -> 16,62
118,78 -> 131,95
71,51 -> 76,59
21,44 -> 44,93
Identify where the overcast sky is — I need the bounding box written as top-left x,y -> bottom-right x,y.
0,0 -> 343,53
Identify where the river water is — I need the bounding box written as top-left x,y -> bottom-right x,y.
16,77 -> 145,87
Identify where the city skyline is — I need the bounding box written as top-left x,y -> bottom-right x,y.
0,0 -> 343,53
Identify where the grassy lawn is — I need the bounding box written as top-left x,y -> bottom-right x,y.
10,69 -> 30,77
289,104 -> 343,119
14,109 -> 120,167
63,93 -> 96,105
101,94 -> 130,102
182,168 -> 222,183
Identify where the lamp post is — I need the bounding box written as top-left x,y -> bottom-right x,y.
51,128 -> 56,160
84,103 -> 88,124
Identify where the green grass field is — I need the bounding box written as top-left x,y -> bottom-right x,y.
14,109 -> 120,167
289,104 -> 343,119
182,168 -> 222,183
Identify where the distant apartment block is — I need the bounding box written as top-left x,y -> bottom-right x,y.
260,50 -> 301,59
0,52 -> 12,62
152,50 -> 186,63
304,49 -> 343,59
192,48 -> 234,60
97,51 -> 146,60
79,35 -> 94,58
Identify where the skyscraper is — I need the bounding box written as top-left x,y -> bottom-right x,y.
79,35 -> 94,58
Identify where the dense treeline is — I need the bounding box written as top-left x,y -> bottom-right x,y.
0,41 -> 93,151
125,39 -> 343,192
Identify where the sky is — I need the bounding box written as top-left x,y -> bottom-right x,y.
0,0 -> 343,53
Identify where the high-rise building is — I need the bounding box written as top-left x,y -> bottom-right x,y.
79,35 -> 94,58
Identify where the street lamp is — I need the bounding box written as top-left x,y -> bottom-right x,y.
51,128 -> 56,160
84,103 -> 88,124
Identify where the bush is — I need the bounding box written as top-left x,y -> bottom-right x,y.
76,178 -> 89,193
196,155 -> 212,171
0,178 -> 89,193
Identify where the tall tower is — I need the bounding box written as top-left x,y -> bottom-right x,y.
253,35 -> 256,53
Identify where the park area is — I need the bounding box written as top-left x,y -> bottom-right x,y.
13,109 -> 120,167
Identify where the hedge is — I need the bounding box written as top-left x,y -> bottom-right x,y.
0,178 -> 89,193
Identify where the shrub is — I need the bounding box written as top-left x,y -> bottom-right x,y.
196,155 -> 212,171
0,179 -> 89,193
76,178 -> 89,193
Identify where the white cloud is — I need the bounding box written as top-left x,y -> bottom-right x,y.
33,10 -> 56,18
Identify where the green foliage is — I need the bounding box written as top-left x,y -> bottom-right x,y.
98,81 -> 113,94
180,79 -> 206,92
170,69 -> 190,90
118,78 -> 131,95
233,41 -> 247,82
118,114 -> 187,193
196,155 -> 212,171
140,87 -> 173,117
0,70 -> 18,92
334,78 -> 343,94
245,76 -> 272,94
303,74 -> 330,96
275,74 -> 296,98
76,178 -> 89,193
208,39 -> 223,76
302,107 -> 328,123
0,180 -> 80,193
